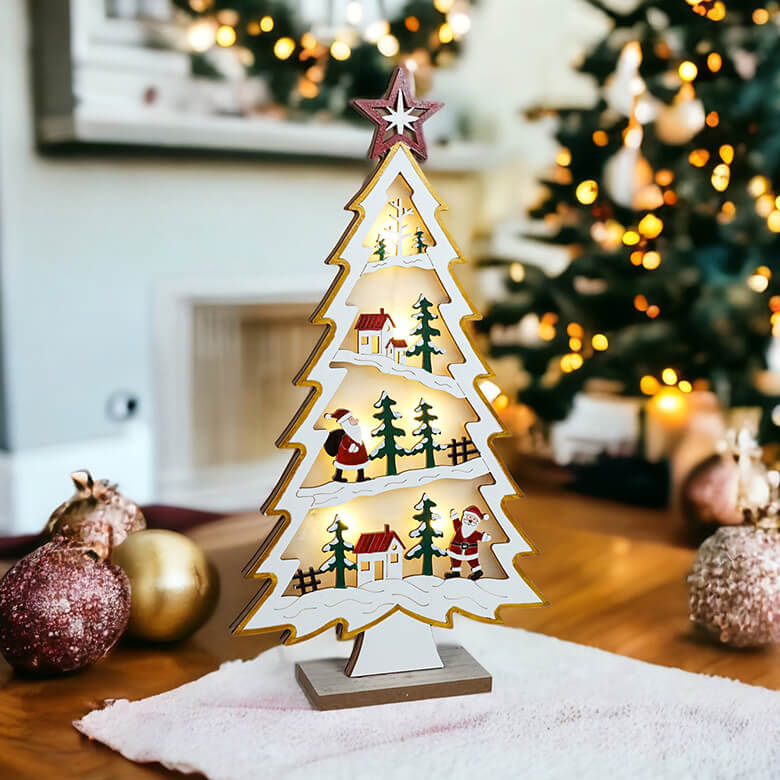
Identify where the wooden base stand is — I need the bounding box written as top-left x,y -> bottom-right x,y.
295,645 -> 492,710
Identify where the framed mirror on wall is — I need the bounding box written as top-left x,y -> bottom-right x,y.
30,0 -> 473,162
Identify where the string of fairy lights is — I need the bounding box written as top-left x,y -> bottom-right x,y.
178,0 -> 473,109
503,2 -> 778,412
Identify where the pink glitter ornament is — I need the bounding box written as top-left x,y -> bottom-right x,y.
0,538 -> 130,674
687,525 -> 780,647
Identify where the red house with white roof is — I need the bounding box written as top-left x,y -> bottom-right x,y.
355,524 -> 405,586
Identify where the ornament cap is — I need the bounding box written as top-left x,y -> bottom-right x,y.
351,67 -> 443,161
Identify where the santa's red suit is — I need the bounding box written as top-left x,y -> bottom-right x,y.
447,506 -> 490,578
334,434 -> 370,471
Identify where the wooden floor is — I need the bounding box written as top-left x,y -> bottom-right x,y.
1,489 -> 778,778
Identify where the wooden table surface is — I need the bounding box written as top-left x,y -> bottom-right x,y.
1,490 -> 778,779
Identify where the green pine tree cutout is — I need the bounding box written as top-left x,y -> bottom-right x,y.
318,515 -> 356,589
414,228 -> 428,254
373,236 -> 388,262
369,391 -> 409,476
405,493 -> 447,575
406,294 -> 444,372
409,398 -> 447,469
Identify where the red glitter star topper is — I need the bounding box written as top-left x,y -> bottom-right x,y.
351,67 -> 443,162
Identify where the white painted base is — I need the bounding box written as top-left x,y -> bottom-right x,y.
346,611 -> 443,678
0,421 -> 154,534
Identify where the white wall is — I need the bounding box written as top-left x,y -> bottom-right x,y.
0,0 -> 610,528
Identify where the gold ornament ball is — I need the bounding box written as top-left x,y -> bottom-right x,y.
112,529 -> 218,643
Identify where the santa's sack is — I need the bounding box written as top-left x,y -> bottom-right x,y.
324,429 -> 345,457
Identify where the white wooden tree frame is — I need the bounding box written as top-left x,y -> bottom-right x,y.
233,138 -> 544,686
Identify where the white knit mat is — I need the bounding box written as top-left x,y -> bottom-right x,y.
75,621 -> 780,779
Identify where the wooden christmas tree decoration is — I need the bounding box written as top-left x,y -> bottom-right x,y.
232,68 -> 545,709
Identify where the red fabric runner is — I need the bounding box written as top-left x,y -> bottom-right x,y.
0,505 -> 229,561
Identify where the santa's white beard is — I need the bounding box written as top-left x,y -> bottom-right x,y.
461,521 -> 478,537
341,419 -> 363,443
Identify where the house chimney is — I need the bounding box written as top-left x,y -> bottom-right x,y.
384,523 -> 390,533
380,307 -> 384,314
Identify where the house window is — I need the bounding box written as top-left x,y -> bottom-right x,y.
371,336 -> 379,352
360,336 -> 369,345
390,553 -> 399,563
361,560 -> 370,571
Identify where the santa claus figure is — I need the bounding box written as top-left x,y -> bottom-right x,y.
323,408 -> 371,483
445,505 -> 491,581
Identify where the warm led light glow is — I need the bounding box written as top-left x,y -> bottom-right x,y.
662,368 -> 678,385
346,1 -> 363,25
630,251 -> 644,266
679,61 -> 698,82
494,393 -> 510,411
679,380 -> 693,393
719,144 -> 734,164
721,201 -> 736,217
624,126 -> 643,149
404,16 -> 420,31
663,190 -> 678,206
757,195 -> 775,218
438,23 -> 454,44
705,111 -> 719,127
689,149 -> 710,167
593,130 -> 609,146
768,211 -> 780,232
365,21 -> 389,42
569,337 -> 582,351
576,180 -> 598,205
274,36 -> 296,59
748,274 -> 769,293
509,262 -> 525,283
556,148 -> 571,166
707,2 -> 726,20
566,323 -> 583,339
480,380 -> 501,403
434,0 -> 455,11
707,52 -> 722,72
650,387 -> 689,423
247,20 -> 261,35
638,213 -> 663,239
642,251 -> 661,270
330,40 -> 352,61
640,375 -> 660,395
753,8 -> 770,24
449,12 -> 472,36
655,169 -> 674,187
646,304 -> 660,318
215,24 -> 236,47
378,33 -> 400,56
749,176 -> 769,198
623,230 -> 640,246
592,334 -> 609,351
560,353 -> 584,373
188,19 -> 217,52
634,294 -> 648,312
298,78 -> 319,99
260,15 -> 274,32
711,163 -> 730,192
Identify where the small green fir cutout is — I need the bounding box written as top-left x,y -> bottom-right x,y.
414,228 -> 428,254
406,294 -> 444,372
318,516 -> 356,589
405,493 -> 447,575
369,391 -> 409,476
373,236 -> 388,262
409,398 -> 447,469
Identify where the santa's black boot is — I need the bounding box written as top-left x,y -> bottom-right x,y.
444,570 -> 461,579
469,569 -> 484,581
356,469 -> 370,483
333,469 -> 347,483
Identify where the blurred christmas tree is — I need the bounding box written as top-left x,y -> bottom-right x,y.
481,0 -> 780,437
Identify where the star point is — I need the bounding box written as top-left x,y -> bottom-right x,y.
351,67 -> 443,161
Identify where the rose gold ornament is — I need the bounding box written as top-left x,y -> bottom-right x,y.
46,470 -> 145,561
